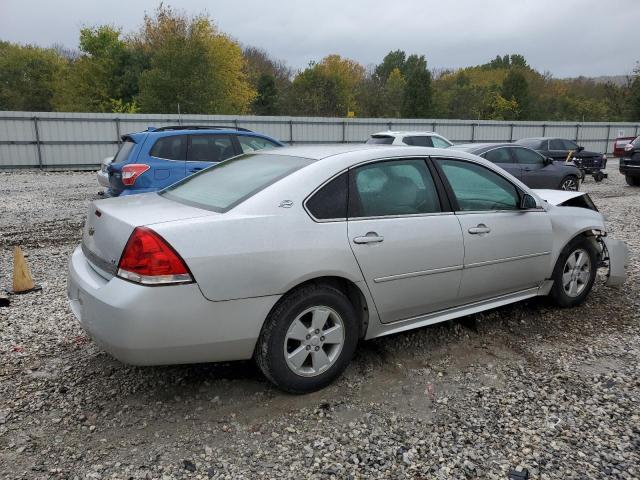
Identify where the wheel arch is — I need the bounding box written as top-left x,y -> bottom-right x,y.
265,275 -> 375,339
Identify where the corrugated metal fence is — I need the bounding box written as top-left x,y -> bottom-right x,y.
1,111 -> 639,170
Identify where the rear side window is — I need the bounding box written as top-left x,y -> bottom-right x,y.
161,154 -> 314,213
188,135 -> 235,162
350,159 -> 441,217
150,135 -> 188,160
403,136 -> 433,147
113,139 -> 135,163
306,172 -> 348,220
238,135 -> 280,153
484,148 -> 513,164
437,159 -> 519,211
366,135 -> 394,145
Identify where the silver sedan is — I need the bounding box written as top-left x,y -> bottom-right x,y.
67,145 -> 628,393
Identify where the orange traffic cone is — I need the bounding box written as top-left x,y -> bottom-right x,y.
11,246 -> 41,294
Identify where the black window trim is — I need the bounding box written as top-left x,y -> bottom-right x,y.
303,169 -> 350,223
430,155 -> 542,214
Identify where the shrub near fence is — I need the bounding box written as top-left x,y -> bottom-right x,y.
1,111 -> 639,170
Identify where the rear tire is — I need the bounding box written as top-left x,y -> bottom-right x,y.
255,284 -> 359,394
559,175 -> 579,191
550,237 -> 598,308
626,175 -> 640,187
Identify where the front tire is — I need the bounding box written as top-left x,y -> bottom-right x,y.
626,175 -> 640,187
559,175 -> 579,191
255,284 -> 359,394
550,237 -> 598,308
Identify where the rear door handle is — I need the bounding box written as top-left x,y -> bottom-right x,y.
468,224 -> 491,235
353,232 -> 384,244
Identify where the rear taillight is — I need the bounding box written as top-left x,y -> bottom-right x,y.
117,227 -> 193,285
121,164 -> 150,186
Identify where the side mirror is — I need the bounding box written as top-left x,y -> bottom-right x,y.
544,157 -> 554,165
575,146 -> 585,153
520,193 -> 538,210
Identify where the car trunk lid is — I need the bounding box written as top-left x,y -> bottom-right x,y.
82,193 -> 217,279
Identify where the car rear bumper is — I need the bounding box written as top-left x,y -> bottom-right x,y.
67,246 -> 280,366
97,169 -> 111,188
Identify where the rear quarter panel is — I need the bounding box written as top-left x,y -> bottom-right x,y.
152,209 -> 366,302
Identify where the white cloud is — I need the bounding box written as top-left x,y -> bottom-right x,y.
1,0 -> 638,76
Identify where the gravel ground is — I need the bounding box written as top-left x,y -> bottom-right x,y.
0,163 -> 639,480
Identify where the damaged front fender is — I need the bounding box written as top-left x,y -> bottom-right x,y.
601,237 -> 629,287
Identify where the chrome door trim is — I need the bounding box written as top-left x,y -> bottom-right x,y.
464,251 -> 551,269
374,264 -> 463,283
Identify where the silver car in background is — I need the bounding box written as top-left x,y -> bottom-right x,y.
68,145 -> 628,393
96,156 -> 114,188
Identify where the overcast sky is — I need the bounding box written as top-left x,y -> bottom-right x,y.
1,0 -> 638,77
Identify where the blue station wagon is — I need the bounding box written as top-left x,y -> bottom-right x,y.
105,126 -> 284,196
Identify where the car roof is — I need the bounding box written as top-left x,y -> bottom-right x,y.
370,130 -> 440,137
125,127 -> 280,141
253,143 -> 478,163
451,143 -> 517,153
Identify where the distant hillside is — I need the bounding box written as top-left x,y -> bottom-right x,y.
563,75 -> 630,87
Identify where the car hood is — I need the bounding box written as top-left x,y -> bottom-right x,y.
532,189 -> 585,206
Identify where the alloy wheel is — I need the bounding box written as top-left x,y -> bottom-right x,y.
283,306 -> 345,377
561,177 -> 578,191
562,248 -> 591,297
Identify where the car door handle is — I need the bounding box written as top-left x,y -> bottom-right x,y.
353,232 -> 384,244
468,224 -> 491,235
189,167 -> 204,172
523,167 -> 532,172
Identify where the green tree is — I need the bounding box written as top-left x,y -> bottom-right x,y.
375,50 -> 406,81
289,55 -> 365,116
53,26 -> 147,112
136,5 -> 255,114
252,73 -> 279,115
501,70 -> 530,119
401,54 -> 433,118
629,65 -> 640,121
0,41 -> 66,111
383,68 -> 406,117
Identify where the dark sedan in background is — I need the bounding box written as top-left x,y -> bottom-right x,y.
516,137 -> 607,180
620,136 -> 640,186
452,143 -> 582,190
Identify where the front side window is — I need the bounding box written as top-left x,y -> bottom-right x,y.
484,147 -> 513,164
431,136 -> 452,148
562,139 -> 579,151
149,135 -> 188,160
349,159 -> 441,217
511,147 -> 544,165
438,159 -> 520,211
162,154 -> 314,212
188,135 -> 235,162
238,135 -> 280,153
306,172 -> 348,220
549,139 -> 565,150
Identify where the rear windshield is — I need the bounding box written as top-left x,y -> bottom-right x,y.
366,135 -> 394,145
161,153 -> 314,212
113,139 -> 135,163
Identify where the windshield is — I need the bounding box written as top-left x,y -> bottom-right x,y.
161,153 -> 314,212
366,135 -> 394,145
